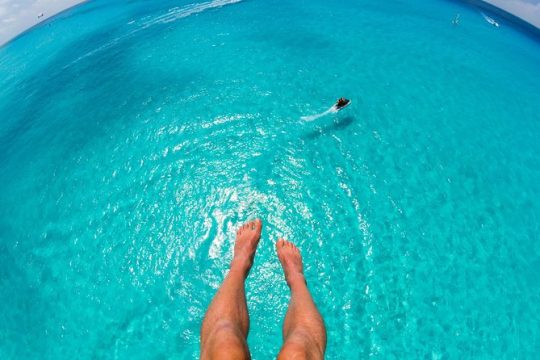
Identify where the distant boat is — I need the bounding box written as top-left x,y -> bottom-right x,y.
481,13 -> 499,27
37,12 -> 44,19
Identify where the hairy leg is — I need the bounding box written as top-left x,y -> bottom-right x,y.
276,239 -> 326,360
200,219 -> 262,360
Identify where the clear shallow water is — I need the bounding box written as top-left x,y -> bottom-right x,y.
1,0 -> 540,358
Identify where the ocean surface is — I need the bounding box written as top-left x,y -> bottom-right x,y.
1,0 -> 540,358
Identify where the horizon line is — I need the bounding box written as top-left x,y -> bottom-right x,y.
1,0 -> 539,49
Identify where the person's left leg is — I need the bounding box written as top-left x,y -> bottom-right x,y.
200,219 -> 262,360
275,239 -> 326,360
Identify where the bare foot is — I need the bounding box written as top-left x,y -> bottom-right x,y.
231,219 -> 262,275
276,239 -> 306,287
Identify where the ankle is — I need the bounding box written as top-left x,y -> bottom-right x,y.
229,256 -> 252,277
286,273 -> 306,288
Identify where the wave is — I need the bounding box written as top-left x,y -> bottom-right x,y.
65,0 -> 242,68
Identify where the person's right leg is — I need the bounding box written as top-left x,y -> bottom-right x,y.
200,219 -> 262,360
276,239 -> 326,360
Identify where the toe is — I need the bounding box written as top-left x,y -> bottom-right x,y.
253,219 -> 262,232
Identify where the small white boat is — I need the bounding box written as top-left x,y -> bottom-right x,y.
482,13 -> 499,27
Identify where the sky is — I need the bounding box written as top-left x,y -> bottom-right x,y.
486,0 -> 540,28
0,0 -> 539,45
0,0 -> 85,45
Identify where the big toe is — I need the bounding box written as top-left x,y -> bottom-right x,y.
247,219 -> 262,239
251,218 -> 262,234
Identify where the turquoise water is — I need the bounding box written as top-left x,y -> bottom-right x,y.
1,0 -> 540,358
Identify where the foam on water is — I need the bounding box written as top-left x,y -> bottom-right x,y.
65,0 -> 243,68
1,0 -> 540,359
301,105 -> 338,122
141,0 -> 243,26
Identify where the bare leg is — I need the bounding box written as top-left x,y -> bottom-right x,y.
200,219 -> 262,360
276,239 -> 326,360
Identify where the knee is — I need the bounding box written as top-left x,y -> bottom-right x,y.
278,334 -> 325,360
202,323 -> 250,360
277,342 -> 309,360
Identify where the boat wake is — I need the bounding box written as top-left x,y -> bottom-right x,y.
481,12 -> 499,27
301,106 -> 338,122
